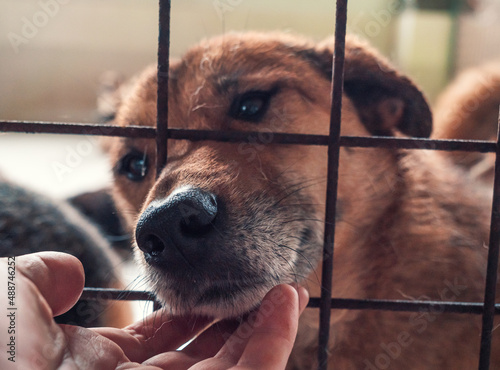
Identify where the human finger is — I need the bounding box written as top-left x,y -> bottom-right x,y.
17,252 -> 85,317
190,284 -> 308,370
143,319 -> 238,368
94,310 -> 214,363
234,285 -> 308,369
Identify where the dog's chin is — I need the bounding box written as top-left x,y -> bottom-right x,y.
152,282 -> 271,319
139,261 -> 274,319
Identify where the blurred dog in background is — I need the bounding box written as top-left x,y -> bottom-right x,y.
434,60 -> 500,184
0,177 -> 130,328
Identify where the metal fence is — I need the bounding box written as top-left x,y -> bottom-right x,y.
1,1 -> 500,369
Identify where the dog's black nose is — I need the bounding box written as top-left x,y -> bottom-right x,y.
135,187 -> 218,268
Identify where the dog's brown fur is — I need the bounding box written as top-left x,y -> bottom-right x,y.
434,60 -> 500,183
105,32 -> 499,369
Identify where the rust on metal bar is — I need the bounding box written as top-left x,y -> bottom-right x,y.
156,0 -> 171,177
341,135 -> 496,153
308,298 -> 500,315
167,128 -> 327,145
0,120 -> 156,138
317,1 -> 348,369
1,120 -> 497,153
478,108 -> 500,370
167,130 -> 498,153
81,288 -> 163,310
153,300 -> 163,311
80,288 -> 500,316
81,287 -> 158,302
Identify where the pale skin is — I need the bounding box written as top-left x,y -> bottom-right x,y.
0,252 -> 309,370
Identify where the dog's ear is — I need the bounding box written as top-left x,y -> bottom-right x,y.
305,35 -> 432,138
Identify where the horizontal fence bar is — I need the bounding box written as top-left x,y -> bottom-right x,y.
307,297 -> 500,315
81,287 -> 158,303
80,287 -> 500,316
0,120 -> 156,138
341,136 -> 497,153
0,120 -> 497,153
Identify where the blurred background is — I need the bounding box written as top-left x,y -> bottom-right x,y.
1,0 -> 499,198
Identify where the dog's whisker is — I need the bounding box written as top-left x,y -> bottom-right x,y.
259,231 -> 319,286
275,203 -> 326,209
122,278 -> 143,292
274,176 -> 326,193
270,179 -> 327,208
278,237 -> 322,281
280,218 -> 332,226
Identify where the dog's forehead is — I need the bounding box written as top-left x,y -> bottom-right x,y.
173,33 -> 322,90
117,33 -> 329,129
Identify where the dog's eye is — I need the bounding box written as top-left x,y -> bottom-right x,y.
118,151 -> 148,181
230,90 -> 273,122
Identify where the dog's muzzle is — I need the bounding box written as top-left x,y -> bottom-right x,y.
135,186 -> 218,271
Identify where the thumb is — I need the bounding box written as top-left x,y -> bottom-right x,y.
17,252 -> 85,317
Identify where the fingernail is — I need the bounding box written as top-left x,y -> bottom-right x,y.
290,284 -> 309,313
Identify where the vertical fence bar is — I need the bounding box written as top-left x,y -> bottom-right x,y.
156,0 -> 171,177
153,300 -> 163,311
478,108 -> 500,370
317,0 -> 348,369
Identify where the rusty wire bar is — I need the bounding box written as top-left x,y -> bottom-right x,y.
317,0 -> 348,368
307,297 -> 500,315
156,0 -> 171,177
81,288 -> 163,311
478,109 -> 500,370
81,287 -> 158,302
79,288 -> 500,315
1,120 -> 497,153
0,120 -> 156,138
340,135 -> 496,153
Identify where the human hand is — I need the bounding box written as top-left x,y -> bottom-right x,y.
0,252 -> 309,369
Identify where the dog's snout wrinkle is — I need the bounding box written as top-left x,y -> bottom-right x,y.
135,187 -> 219,270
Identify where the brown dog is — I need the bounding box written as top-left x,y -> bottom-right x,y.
104,32 -> 499,369
434,60 -> 500,184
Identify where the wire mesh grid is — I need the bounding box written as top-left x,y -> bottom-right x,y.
1,1 -> 500,369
